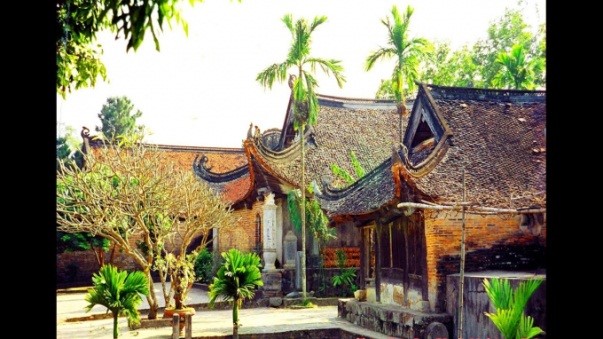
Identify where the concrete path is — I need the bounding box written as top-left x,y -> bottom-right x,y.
57,284 -> 392,339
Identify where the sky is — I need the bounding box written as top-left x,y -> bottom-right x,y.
56,0 -> 545,148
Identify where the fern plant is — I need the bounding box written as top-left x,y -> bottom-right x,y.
483,277 -> 544,339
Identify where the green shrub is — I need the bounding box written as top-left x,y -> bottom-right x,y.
331,249 -> 357,297
194,248 -> 213,284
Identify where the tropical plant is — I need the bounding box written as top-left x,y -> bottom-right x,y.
256,13 -> 345,300
85,265 -> 149,339
208,249 -> 264,339
492,44 -> 544,90
331,249 -> 357,297
483,277 -> 545,339
366,5 -> 430,124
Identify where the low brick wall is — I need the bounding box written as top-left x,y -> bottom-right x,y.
56,250 -> 140,286
339,299 -> 452,338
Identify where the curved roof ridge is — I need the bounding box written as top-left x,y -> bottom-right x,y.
193,154 -> 249,183
252,130 -> 309,161
317,156 -> 393,201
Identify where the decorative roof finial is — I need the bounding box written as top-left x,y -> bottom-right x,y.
247,123 -> 253,139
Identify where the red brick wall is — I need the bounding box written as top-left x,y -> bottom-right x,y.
56,250 -> 140,285
216,199 -> 264,254
424,211 -> 546,312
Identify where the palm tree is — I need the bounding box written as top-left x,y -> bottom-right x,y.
256,13 -> 345,300
483,277 -> 545,339
365,5 -> 430,141
85,265 -> 149,339
493,43 -> 544,90
208,249 -> 264,339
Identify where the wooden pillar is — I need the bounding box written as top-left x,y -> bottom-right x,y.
185,314 -> 193,339
359,226 -> 366,289
375,221 -> 382,303
172,314 -> 180,339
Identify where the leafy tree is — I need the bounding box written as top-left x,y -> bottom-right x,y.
57,127 -> 113,267
421,42 -> 481,88
57,0 -> 213,98
492,44 -> 544,90
366,5 -> 430,121
420,5 -> 545,90
85,265 -> 149,338
57,140 -> 234,318
96,96 -> 144,142
256,13 -> 345,300
483,277 -> 545,339
473,7 -> 545,88
208,249 -> 264,339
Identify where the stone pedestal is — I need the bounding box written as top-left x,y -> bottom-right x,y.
261,270 -> 283,298
284,230 -> 298,269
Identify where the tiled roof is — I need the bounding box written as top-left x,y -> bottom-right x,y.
409,84 -> 546,208
316,154 -> 397,220
252,94 -> 405,188
196,94 -> 408,205
315,84 -> 546,219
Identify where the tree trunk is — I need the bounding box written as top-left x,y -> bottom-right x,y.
112,311 -> 119,339
233,298 -> 240,339
108,243 -> 117,265
300,122 -> 307,300
145,269 -> 159,319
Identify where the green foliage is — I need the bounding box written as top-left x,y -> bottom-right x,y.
57,231 -> 110,253
209,249 -> 263,305
57,0 -> 219,98
85,265 -> 149,338
287,190 -> 302,233
366,5 -> 430,106
194,248 -> 214,284
287,189 -> 335,243
96,96 -> 144,143
209,249 -> 264,338
420,5 -> 545,90
329,150 -> 366,187
421,42 -> 481,88
57,141 -> 235,318
256,13 -> 345,131
331,249 -> 357,297
329,163 -> 354,185
483,277 -> 545,339
493,44 -> 544,90
57,127 -> 84,170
